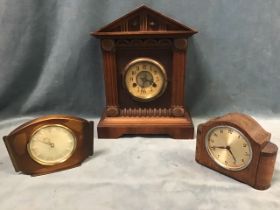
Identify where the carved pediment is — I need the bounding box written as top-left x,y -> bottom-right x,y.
92,5 -> 197,38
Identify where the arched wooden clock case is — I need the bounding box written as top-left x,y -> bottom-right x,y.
195,113 -> 278,190
3,115 -> 94,176
92,5 -> 197,139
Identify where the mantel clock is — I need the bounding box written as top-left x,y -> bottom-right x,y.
92,5 -> 197,139
195,113 -> 278,190
3,115 -> 94,176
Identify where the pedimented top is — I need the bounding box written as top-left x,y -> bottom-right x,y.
92,5 -> 197,39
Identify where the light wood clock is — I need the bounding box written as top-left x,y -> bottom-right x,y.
3,115 -> 94,176
195,112 -> 278,190
92,5 -> 197,139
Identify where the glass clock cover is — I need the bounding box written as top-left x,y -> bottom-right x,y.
205,126 -> 253,171
124,58 -> 167,101
27,125 -> 77,166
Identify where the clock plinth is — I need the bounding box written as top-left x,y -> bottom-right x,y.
97,111 -> 194,139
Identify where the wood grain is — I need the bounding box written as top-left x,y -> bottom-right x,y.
92,5 -> 197,139
3,115 -> 94,176
195,112 -> 278,190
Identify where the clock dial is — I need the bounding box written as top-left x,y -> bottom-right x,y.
27,125 -> 77,166
205,126 -> 252,171
124,58 -> 167,101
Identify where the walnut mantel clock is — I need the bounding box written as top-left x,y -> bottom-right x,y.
195,113 -> 278,190
3,115 -> 94,176
92,5 -> 197,139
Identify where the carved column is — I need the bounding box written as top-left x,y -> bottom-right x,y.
171,38 -> 188,117
101,39 -> 119,117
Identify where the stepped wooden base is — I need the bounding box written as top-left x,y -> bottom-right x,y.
97,112 -> 194,139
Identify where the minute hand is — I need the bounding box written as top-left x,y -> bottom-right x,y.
37,139 -> 51,145
227,147 -> 236,162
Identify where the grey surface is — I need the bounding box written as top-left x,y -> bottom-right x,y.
0,117 -> 280,210
0,0 -> 280,119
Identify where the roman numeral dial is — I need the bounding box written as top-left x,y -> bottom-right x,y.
124,58 -> 167,102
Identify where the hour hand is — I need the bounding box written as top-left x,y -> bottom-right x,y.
211,146 -> 227,149
37,139 -> 54,148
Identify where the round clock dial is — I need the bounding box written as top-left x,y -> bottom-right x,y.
124,58 -> 167,101
205,126 -> 253,171
27,125 -> 77,166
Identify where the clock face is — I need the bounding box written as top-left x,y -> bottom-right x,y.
205,126 -> 253,171
27,125 -> 77,166
124,58 -> 167,101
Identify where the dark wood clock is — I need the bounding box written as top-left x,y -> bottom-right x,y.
195,113 -> 278,190
3,115 -> 94,176
92,5 -> 197,139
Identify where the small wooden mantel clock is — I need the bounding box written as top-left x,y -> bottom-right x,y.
3,115 -> 94,176
92,5 -> 197,139
196,113 -> 278,190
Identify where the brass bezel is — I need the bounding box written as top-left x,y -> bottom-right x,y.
123,57 -> 168,102
205,125 -> 253,171
27,124 -> 77,166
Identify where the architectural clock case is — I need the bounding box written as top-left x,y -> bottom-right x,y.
92,5 -> 197,139
195,112 -> 278,190
3,115 -> 94,176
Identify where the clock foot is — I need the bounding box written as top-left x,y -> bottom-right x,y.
97,112 -> 194,139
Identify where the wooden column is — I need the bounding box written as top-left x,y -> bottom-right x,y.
101,39 -> 119,117
171,38 -> 188,117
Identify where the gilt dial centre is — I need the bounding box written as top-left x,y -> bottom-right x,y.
136,71 -> 154,88
124,58 -> 167,101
